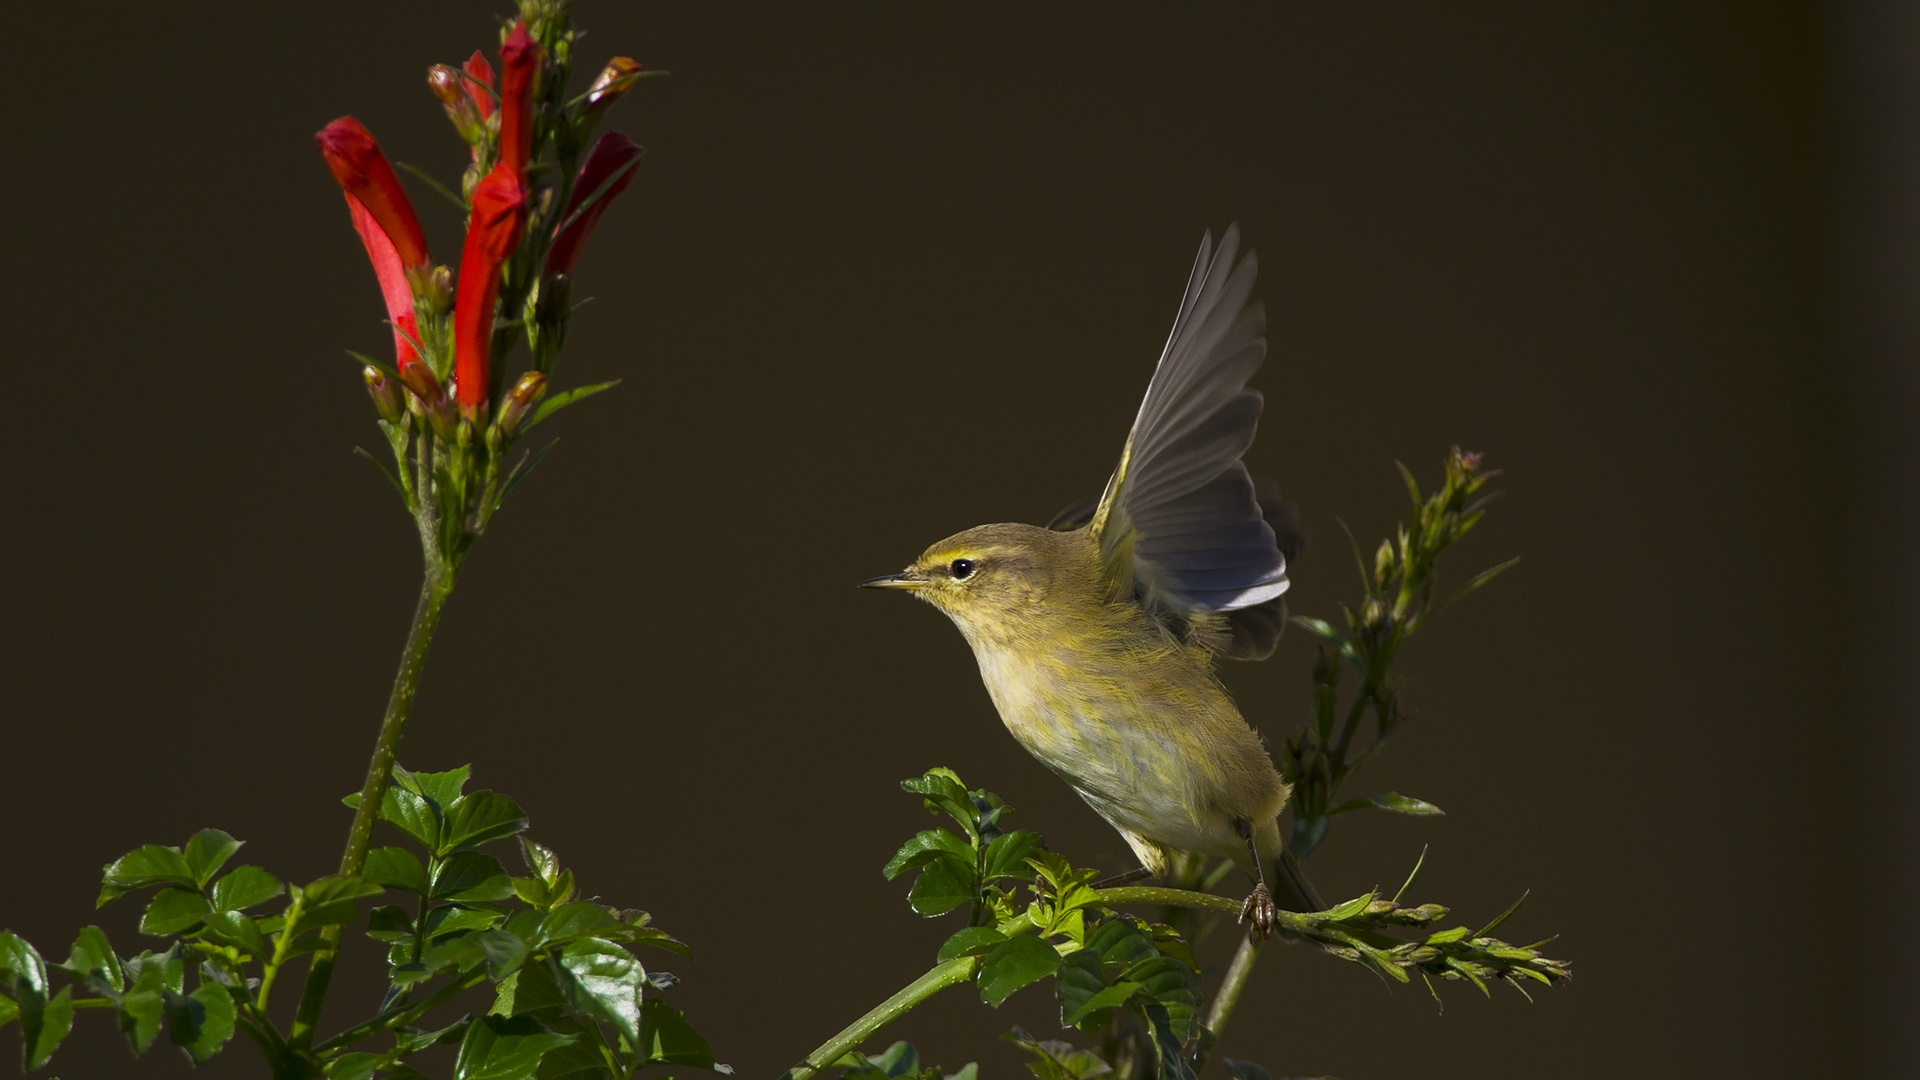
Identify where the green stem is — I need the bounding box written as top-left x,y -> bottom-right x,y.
1195,936 -> 1261,1070
1093,886 -> 1241,915
780,957 -> 978,1080
287,571 -> 454,1051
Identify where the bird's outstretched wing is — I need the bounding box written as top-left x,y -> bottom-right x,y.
1083,225 -> 1288,617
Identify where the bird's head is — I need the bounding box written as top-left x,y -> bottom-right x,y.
860,522 -> 1079,645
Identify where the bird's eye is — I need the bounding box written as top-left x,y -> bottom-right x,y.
950,558 -> 976,580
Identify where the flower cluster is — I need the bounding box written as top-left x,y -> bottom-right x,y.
316,4 -> 648,572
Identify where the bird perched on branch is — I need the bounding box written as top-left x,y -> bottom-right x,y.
862,225 -> 1318,937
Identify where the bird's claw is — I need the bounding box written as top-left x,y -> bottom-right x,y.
1239,882 -> 1277,941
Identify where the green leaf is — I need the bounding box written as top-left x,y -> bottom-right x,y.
441,792 -> 531,854
63,926 -> 122,992
171,981 -> 236,1063
638,999 -> 720,1069
455,1014 -> 577,1080
289,876 -> 384,937
1086,919 -> 1157,967
434,851 -> 516,903
493,956 -> 570,1022
1328,792 -> 1445,817
937,927 -> 1006,963
981,831 -> 1044,880
901,770 -> 978,841
119,987 -> 163,1055
427,905 -> 508,942
978,935 -> 1059,1006
209,866 -> 284,912
0,994 -> 16,1031
1424,925 -> 1472,945
884,829 -> 973,880
523,381 -> 620,433
24,986 -> 73,1070
327,1052 -> 381,1080
364,848 -> 430,894
907,855 -> 975,917
411,765 -> 473,808
476,929 -> 530,980
540,902 -> 620,945
556,938 -> 645,1044
1323,892 -> 1377,922
1004,1029 -> 1112,1080
345,785 -> 442,850
1129,1000 -> 1199,1080
1054,949 -> 1110,1029
140,888 -> 214,936
98,845 -> 197,906
519,837 -> 562,885
183,829 -> 243,888
0,932 -> 45,996
529,1023 -> 612,1080
364,905 -> 415,943
396,1015 -> 474,1054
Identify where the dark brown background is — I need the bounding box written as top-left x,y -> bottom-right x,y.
2,1 -> 1912,1077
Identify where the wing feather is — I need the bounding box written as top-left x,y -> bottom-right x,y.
1087,225 -> 1287,615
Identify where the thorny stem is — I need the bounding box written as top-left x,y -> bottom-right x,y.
781,957 -> 980,1080
288,571 -> 454,1052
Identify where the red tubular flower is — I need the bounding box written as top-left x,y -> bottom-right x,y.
316,118 -> 429,269
496,23 -> 542,175
545,133 -> 644,277
462,50 -> 496,121
317,117 -> 431,367
453,165 -> 530,410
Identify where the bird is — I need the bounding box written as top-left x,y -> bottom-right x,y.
861,225 -> 1319,937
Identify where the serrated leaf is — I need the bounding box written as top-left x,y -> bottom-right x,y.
441,792 -> 530,854
883,829 -> 972,880
327,1052 -> 381,1080
557,938 -> 645,1044
1056,949 -> 1134,1029
24,986 -> 73,1070
427,905 -> 507,942
290,876 -> 384,937
365,848 -> 430,894
364,905 -> 415,943
519,837 -> 561,885
345,786 -> 442,851
64,926 -> 121,992
455,1014 -> 577,1080
1086,920 -> 1157,967
201,912 -> 269,961
978,935 -> 1059,1006
937,927 -> 1007,963
493,957 -> 569,1022
434,851 -> 515,903
541,902 -> 621,945
0,994 -> 16,1031
530,1025 -> 611,1080
173,981 -> 236,1063
99,846 -> 197,906
183,829 -> 243,888
412,765 -> 473,808
209,866 -> 284,912
638,998 -> 720,1069
119,987 -> 164,1054
907,855 -> 975,917
141,888 -> 214,936
981,830 -> 1044,880
476,929 -> 530,980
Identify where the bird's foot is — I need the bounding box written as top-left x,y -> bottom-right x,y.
1238,881 -> 1277,941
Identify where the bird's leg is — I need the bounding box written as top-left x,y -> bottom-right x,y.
1233,818 -> 1278,941
1089,866 -> 1154,890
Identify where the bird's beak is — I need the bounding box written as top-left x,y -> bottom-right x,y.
859,570 -> 925,591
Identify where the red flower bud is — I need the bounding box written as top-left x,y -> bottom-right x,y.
454,165 -> 531,409
497,22 -> 543,175
545,133 -> 643,277
463,50 -> 496,121
316,118 -> 429,269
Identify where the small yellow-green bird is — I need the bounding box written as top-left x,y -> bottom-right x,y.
863,225 -> 1317,936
